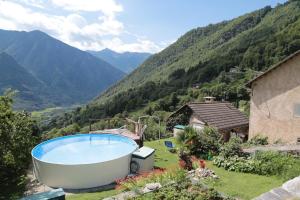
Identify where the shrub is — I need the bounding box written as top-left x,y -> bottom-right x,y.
178,148 -> 193,170
213,150 -> 300,180
116,168 -> 185,191
252,151 -> 295,176
130,176 -> 232,200
213,155 -> 257,173
248,134 -> 268,145
176,126 -> 222,157
281,158 -> 300,180
0,93 -> 39,199
219,136 -> 243,158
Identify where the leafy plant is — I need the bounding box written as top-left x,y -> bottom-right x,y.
177,126 -> 222,157
130,176 -> 232,200
213,150 -> 300,180
0,92 -> 39,199
219,136 -> 243,158
248,134 -> 269,145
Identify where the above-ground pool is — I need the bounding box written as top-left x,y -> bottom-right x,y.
32,134 -> 139,189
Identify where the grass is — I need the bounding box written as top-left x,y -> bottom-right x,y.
67,138 -> 285,200
67,138 -> 177,200
66,189 -> 119,200
144,138 -> 178,169
204,162 -> 284,200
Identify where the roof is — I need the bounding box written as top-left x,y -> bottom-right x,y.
187,102 -> 249,131
247,49 -> 300,87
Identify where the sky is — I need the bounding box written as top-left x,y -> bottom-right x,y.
0,0 -> 287,53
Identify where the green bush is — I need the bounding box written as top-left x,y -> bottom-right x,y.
252,151 -> 296,177
248,135 -> 268,145
0,92 -> 39,199
219,136 -> 243,158
44,123 -> 81,140
213,155 -> 257,173
131,177 -> 232,200
281,158 -> 300,180
213,151 -> 300,180
176,126 -> 222,157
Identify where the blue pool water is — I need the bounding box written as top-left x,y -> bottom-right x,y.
32,134 -> 138,165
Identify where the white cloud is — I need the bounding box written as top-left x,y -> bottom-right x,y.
18,0 -> 45,9
0,18 -> 17,30
0,0 -> 164,53
0,1 -> 63,31
51,0 -> 123,16
101,37 -> 162,53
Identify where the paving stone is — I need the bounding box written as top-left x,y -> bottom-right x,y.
255,191 -> 282,200
270,187 -> 294,199
283,176 -> 300,197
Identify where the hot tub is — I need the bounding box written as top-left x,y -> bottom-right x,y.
32,134 -> 139,189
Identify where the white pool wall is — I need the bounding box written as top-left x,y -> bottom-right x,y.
33,152 -> 132,189
32,134 -> 138,189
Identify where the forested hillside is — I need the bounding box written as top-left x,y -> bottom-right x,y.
0,30 -> 125,110
48,0 -> 300,131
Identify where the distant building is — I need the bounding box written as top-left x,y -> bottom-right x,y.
166,98 -> 249,141
173,125 -> 186,138
247,50 -> 300,144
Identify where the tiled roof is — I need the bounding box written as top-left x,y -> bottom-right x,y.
187,102 -> 249,131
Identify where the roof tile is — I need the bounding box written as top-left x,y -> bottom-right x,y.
187,102 -> 248,130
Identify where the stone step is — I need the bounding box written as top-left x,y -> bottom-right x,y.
270,187 -> 294,199
254,191 -> 283,200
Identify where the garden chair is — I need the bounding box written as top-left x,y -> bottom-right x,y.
164,141 -> 176,153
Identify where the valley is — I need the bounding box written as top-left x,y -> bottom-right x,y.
45,1 -> 300,136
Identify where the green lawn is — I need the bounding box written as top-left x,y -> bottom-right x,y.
144,138 -> 178,169
67,138 -> 284,200
66,189 -> 118,200
204,162 -> 284,200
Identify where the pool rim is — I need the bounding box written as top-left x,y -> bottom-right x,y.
31,133 -> 139,165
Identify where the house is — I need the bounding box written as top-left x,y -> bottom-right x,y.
166,99 -> 249,141
247,50 -> 300,144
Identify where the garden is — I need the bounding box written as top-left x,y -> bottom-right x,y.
67,127 -> 300,200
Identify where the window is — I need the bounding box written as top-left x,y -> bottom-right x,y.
294,104 -> 300,117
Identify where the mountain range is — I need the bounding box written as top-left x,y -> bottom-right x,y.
92,0 -> 300,104
88,48 -> 151,73
0,29 -> 125,110
49,0 -> 300,128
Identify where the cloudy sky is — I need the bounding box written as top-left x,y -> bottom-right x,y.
0,0 -> 286,53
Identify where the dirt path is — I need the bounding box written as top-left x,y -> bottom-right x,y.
24,169 -> 52,196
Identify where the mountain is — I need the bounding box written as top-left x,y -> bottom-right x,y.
49,0 -> 300,128
88,48 -> 151,73
0,52 -> 51,110
0,30 -> 125,110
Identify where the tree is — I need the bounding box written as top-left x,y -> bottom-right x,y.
0,92 -> 39,199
